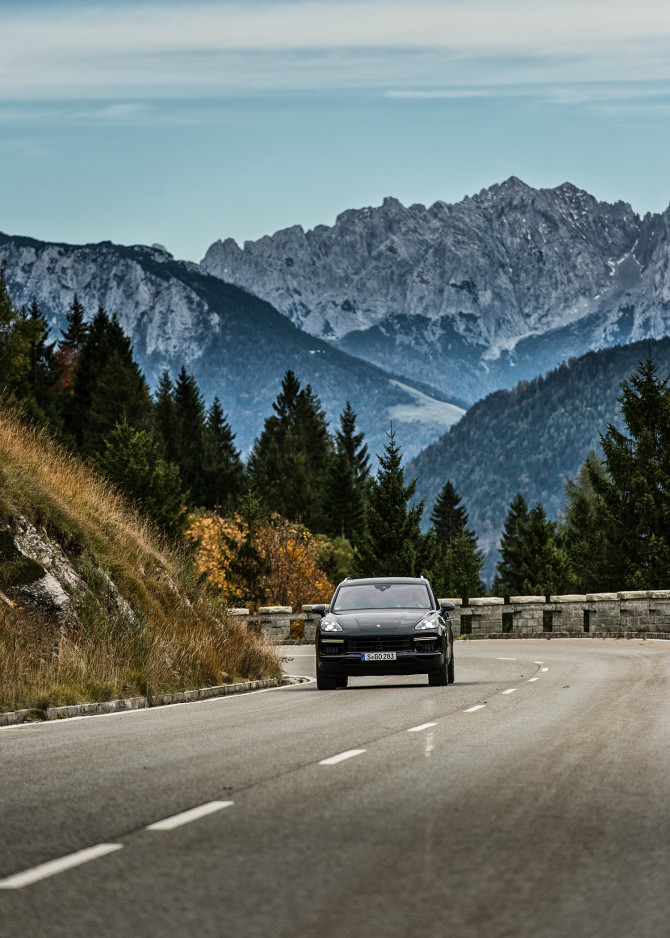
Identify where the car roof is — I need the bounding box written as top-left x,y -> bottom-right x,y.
336,577 -> 430,587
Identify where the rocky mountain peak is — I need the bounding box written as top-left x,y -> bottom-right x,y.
200,178 -> 665,401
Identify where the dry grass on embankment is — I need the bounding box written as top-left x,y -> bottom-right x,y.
0,405 -> 281,713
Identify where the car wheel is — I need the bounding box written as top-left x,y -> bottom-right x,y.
428,660 -> 448,686
335,674 -> 349,688
316,670 -> 337,690
447,654 -> 455,684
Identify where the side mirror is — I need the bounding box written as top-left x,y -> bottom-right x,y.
311,604 -> 327,617
440,601 -> 456,614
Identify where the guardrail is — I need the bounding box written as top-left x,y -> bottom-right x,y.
234,592 -> 670,642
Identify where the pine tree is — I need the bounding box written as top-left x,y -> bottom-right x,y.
173,366 -> 208,506
96,419 -> 187,537
325,447 -> 363,540
203,396 -> 245,510
590,354 -> 670,588
59,294 -> 89,350
515,503 -> 571,596
429,479 -> 484,599
0,262 -> 32,391
248,370 -> 332,532
84,350 -> 152,454
352,425 -> 425,577
562,451 -> 610,591
16,299 -> 60,425
154,370 -> 178,461
444,529 -> 486,601
336,400 -> 370,484
325,402 -> 369,540
65,306 -> 151,453
494,492 -> 530,595
55,295 -> 89,396
222,489 -> 271,606
430,480 -> 470,549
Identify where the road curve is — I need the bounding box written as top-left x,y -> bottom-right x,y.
1,639 -> 669,937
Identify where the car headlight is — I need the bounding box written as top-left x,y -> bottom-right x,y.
415,614 -> 440,631
321,618 -> 343,632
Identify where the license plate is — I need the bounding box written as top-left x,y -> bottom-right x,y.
361,652 -> 396,661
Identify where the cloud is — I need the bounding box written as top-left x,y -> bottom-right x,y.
2,1 -> 669,99
387,82 -> 670,108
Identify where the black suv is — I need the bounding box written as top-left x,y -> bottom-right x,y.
313,576 -> 455,690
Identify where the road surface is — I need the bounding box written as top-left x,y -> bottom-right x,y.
1,638 -> 669,937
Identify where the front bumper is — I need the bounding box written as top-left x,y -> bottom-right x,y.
317,634 -> 446,676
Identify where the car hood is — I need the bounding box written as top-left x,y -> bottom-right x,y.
330,610 -> 430,632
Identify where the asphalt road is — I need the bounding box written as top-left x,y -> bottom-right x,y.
1,638 -> 669,938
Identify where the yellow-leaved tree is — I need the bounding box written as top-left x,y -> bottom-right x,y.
187,504 -> 333,610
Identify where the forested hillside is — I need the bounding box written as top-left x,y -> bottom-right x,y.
410,337 -> 670,578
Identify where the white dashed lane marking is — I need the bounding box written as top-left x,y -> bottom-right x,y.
0,844 -> 123,890
497,657 -> 516,660
319,749 -> 366,765
407,722 -> 437,732
464,705 -> 486,713
541,668 -> 549,672
146,801 -> 234,831
527,678 -> 539,682
501,688 -> 517,694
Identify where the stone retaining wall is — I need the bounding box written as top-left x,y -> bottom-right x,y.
241,591 -> 670,642
447,591 -> 670,637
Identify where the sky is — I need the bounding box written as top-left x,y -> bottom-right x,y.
1,0 -> 669,262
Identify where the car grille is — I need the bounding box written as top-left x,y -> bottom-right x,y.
348,636 -> 414,653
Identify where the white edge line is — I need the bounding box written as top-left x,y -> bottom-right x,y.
501,688 -> 517,694
407,722 -> 437,732
0,844 -> 122,889
319,749 -> 366,765
146,800 -> 234,831
464,704 -> 486,712
3,678 -> 316,730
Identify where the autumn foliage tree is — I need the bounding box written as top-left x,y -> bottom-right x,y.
187,503 -> 333,610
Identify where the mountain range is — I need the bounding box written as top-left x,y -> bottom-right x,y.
3,176 -> 670,548
0,233 -> 463,458
202,177 -> 670,403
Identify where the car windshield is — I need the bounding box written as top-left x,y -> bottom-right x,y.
332,582 -> 432,612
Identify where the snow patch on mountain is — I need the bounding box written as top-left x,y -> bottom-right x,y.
388,381 -> 465,427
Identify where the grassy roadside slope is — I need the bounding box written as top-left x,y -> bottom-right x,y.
0,404 -> 280,713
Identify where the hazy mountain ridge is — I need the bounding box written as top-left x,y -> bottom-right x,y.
202,178 -> 670,401
0,232 -> 463,458
408,336 -> 670,581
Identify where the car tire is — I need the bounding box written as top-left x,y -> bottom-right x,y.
335,674 -> 349,688
428,660 -> 448,686
447,654 -> 455,684
316,670 -> 337,690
